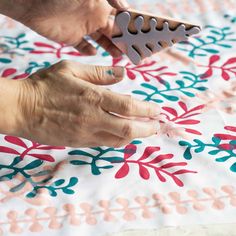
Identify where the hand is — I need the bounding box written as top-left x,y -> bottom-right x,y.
14,61 -> 160,148
1,0 -> 129,57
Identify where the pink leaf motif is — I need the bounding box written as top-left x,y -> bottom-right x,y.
5,136 -> 28,148
115,163 -> 130,179
0,146 -> 19,155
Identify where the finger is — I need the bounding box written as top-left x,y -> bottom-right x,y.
78,64 -> 125,85
75,38 -> 97,56
107,0 -> 130,10
90,31 -> 122,58
102,91 -> 160,117
91,131 -> 132,148
59,61 -> 125,85
100,113 -> 160,139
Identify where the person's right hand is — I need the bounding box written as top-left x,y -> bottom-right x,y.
15,61 -> 160,148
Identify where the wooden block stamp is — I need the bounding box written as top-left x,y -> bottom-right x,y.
112,10 -> 201,65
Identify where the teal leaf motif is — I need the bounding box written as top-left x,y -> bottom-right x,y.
0,157 -> 78,198
178,25 -> 236,58
69,141 -> 142,175
179,129 -> 236,172
132,71 -> 208,103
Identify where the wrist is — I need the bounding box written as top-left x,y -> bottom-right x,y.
0,78 -> 24,136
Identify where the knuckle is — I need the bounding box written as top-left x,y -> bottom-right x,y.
94,66 -> 104,81
122,97 -> 134,114
84,87 -> 103,105
122,123 -> 134,139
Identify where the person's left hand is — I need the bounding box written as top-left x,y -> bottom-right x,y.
14,0 -> 129,57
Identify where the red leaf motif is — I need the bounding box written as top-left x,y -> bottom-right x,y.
172,176 -> 184,187
135,61 -> 156,68
219,144 -> 233,150
223,57 -> 236,66
139,165 -> 150,180
209,55 -> 220,65
176,120 -> 200,125
2,68 -> 17,77
222,71 -> 230,81
155,170 -> 166,182
65,51 -> 81,56
173,169 -> 197,175
149,154 -> 173,164
0,146 -> 19,155
178,102 -> 188,112
124,144 -> 136,159
185,128 -> 202,135
28,154 -> 55,162
34,42 -> 55,48
161,162 -> 187,169
115,163 -> 130,179
5,136 -> 28,148
138,146 -> 160,161
214,134 -> 236,140
162,107 -> 178,117
127,70 -> 136,80
160,72 -> 177,76
188,105 -> 205,113
200,68 -> 213,79
13,73 -> 29,80
225,126 -> 236,132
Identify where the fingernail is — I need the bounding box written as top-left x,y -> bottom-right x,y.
111,66 -> 125,79
119,0 -> 130,9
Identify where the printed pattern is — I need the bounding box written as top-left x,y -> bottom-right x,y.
0,0 -> 235,235
0,185 -> 236,235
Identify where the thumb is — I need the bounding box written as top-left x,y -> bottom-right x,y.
74,64 -> 125,85
107,0 -> 129,10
